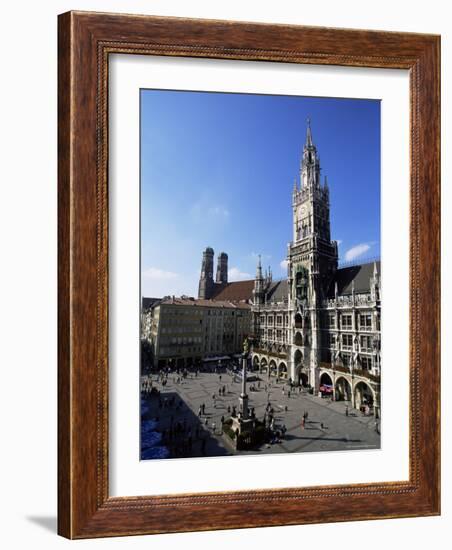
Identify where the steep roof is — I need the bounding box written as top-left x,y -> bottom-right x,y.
266,280 -> 289,303
328,261 -> 380,297
211,280 -> 255,302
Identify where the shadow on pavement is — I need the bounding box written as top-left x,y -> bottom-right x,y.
141,391 -> 231,460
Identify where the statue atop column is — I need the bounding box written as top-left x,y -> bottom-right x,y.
243,337 -> 250,356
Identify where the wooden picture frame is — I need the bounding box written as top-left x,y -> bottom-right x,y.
58,11 -> 440,538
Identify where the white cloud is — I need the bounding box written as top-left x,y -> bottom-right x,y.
208,206 -> 230,219
141,269 -> 199,299
142,267 -> 179,280
336,239 -> 343,246
280,259 -> 288,271
190,202 -> 229,223
344,243 -> 371,262
228,267 -> 252,281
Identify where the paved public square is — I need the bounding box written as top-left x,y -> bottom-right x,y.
140,368 -> 380,460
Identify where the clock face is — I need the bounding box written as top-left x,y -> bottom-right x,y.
299,205 -> 307,218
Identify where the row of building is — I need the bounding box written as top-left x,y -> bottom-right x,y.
142,296 -> 251,369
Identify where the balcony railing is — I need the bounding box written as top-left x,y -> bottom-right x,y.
322,294 -> 378,308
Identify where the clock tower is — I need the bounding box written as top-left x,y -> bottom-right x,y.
287,120 -> 338,386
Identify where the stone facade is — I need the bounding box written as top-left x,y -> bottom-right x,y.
147,297 -> 251,369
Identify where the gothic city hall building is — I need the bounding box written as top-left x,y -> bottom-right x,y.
143,122 -> 381,415
250,122 -> 381,416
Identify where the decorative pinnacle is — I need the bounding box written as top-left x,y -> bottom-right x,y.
256,254 -> 263,279
306,117 -> 313,147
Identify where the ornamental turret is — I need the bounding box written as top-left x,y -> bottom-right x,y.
253,255 -> 264,306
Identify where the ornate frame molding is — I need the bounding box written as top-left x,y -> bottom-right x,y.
58,11 -> 440,538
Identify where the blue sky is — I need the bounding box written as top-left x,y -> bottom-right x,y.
141,89 -> 380,298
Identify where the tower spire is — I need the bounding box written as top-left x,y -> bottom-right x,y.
256,254 -> 263,279
306,117 -> 313,147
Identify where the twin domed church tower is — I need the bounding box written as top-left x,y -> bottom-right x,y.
198,248 -> 229,300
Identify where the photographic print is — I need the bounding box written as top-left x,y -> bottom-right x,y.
140,90 -> 381,461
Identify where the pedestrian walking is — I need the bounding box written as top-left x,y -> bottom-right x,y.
345,405 -> 349,416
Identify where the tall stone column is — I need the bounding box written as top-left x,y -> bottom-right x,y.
239,354 -> 249,420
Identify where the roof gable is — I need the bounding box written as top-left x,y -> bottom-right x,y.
211,280 -> 254,302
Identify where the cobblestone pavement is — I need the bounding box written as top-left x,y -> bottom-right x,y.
141,369 -> 380,459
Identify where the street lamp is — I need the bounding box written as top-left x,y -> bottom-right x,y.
349,336 -> 358,409
239,339 -> 250,419
373,337 -> 381,419
331,345 -> 336,402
